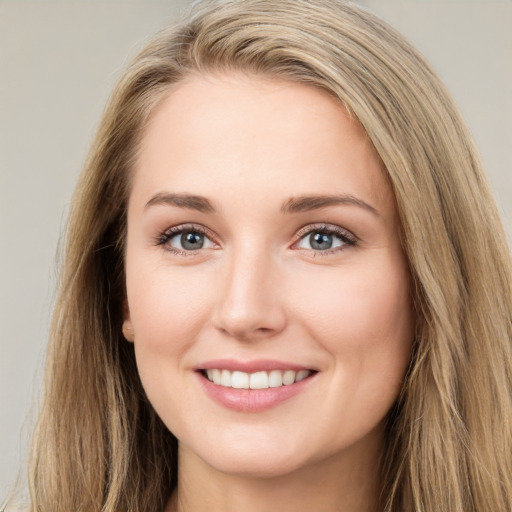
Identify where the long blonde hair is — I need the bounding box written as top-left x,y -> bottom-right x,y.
23,1 -> 512,511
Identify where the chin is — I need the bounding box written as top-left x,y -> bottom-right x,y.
184,434 -> 312,479
207,454 -> 306,479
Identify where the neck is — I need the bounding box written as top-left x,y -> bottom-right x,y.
166,434 -> 384,512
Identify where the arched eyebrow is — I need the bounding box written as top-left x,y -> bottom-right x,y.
144,192 -> 379,217
145,193 -> 215,213
280,195 -> 380,216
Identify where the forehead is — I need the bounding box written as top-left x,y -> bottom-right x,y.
132,73 -> 393,217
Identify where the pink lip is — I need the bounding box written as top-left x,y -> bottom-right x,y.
196,358 -> 313,373
195,360 -> 317,413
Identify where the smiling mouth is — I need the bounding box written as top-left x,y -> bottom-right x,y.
200,369 -> 315,390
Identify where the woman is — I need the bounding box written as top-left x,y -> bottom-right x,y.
16,0 -> 512,511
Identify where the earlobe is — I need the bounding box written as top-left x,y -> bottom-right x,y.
122,300 -> 135,342
122,319 -> 135,342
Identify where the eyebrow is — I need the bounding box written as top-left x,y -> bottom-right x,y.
144,192 -> 379,217
145,193 -> 215,213
281,194 -> 380,216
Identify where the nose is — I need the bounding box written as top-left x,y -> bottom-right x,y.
212,248 -> 287,341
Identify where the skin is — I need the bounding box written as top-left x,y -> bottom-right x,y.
123,73 -> 414,512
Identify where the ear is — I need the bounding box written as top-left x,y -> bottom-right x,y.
122,301 -> 135,342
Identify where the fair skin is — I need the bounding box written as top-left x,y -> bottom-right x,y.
123,73 -> 414,512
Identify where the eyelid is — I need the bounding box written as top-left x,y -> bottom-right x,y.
291,223 -> 357,253
155,223 -> 220,253
154,222 -> 356,256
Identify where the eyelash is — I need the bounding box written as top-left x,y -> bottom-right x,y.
155,224 -> 217,256
155,223 -> 357,256
292,223 -> 357,255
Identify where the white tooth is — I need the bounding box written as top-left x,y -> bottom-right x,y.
268,370 -> 283,388
206,369 -> 213,381
221,369 -> 232,387
282,370 -> 296,385
212,369 -> 221,385
295,370 -> 310,382
250,371 -> 269,389
231,371 -> 250,389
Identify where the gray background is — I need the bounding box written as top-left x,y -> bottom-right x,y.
1,0 -> 511,501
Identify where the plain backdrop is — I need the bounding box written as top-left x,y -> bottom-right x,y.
1,0 -> 511,501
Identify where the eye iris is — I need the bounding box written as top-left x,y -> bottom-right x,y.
310,232 -> 332,250
181,232 -> 204,250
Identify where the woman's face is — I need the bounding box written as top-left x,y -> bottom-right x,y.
124,74 -> 414,477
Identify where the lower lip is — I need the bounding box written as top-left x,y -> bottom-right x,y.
197,372 -> 315,412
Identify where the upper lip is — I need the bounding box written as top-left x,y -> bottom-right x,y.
195,358 -> 315,373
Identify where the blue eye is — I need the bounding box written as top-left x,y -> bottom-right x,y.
295,226 -> 356,252
309,232 -> 336,250
177,231 -> 206,250
158,226 -> 216,252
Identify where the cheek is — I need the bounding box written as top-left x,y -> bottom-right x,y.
291,259 -> 413,441
125,259 -> 217,384
126,264 -> 219,435
127,256 -> 213,334
291,256 -> 414,388
295,262 -> 411,339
